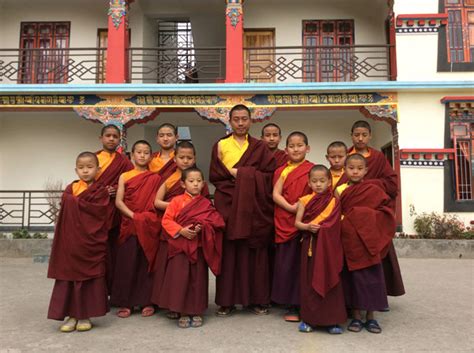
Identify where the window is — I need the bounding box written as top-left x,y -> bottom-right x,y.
302,20 -> 354,82
438,1 -> 474,71
19,22 -> 70,83
452,122 -> 474,200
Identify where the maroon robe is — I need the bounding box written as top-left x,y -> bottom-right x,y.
95,151 -> 133,294
110,171 -> 161,308
271,160 -> 313,306
348,147 -> 405,296
210,134 -> 276,307
150,180 -> 210,307
274,148 -> 289,168
47,182 -> 110,320
158,196 -> 225,315
300,192 -> 347,326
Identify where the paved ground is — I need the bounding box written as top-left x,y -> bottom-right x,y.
0,258 -> 473,353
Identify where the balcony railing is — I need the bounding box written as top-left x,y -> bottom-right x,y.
0,190 -> 62,231
128,47 -> 225,83
0,48 -> 106,84
244,45 -> 394,83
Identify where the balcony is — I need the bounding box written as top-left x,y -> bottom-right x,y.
244,45 -> 394,83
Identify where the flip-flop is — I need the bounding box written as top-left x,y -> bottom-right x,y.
178,316 -> 192,328
327,325 -> 343,334
284,310 -> 300,322
248,305 -> 269,316
191,316 -> 203,328
365,319 -> 382,334
117,307 -> 132,318
347,319 -> 364,332
141,306 -> 155,317
216,306 -> 236,317
166,311 -> 180,320
298,321 -> 313,333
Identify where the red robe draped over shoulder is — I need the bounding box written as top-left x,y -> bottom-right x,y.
119,171 -> 162,271
274,149 -> 289,168
210,135 -> 276,248
48,182 -> 110,281
340,180 -> 396,271
166,195 -> 225,275
273,160 -> 313,244
302,192 -> 343,297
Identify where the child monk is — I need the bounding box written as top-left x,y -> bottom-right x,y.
326,141 -> 348,190
95,124 -> 133,293
148,123 -> 178,177
47,152 -> 110,332
111,140 -> 162,318
348,120 -> 405,297
261,123 -> 288,167
271,131 -> 313,321
151,141 -> 209,318
336,154 -> 396,334
159,167 -> 225,328
295,165 -> 346,334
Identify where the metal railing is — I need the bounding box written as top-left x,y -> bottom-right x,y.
244,45 -> 394,83
128,46 -> 225,83
0,48 -> 107,84
0,190 -> 62,231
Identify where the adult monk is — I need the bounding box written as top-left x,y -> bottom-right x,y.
95,124 -> 133,293
210,104 -> 276,316
148,123 -> 178,176
348,120 -> 405,297
261,123 -> 288,167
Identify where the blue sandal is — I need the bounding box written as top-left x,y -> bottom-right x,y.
327,325 -> 343,334
347,319 -> 364,332
365,319 -> 382,334
298,321 -> 313,333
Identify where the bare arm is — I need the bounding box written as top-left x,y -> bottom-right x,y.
115,175 -> 134,219
154,183 -> 169,211
294,201 -> 320,233
272,176 -> 298,214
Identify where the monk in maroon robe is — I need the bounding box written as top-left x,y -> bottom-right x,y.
210,105 -> 276,316
261,122 -> 288,168
349,120 -> 404,297
95,124 -> 134,294
48,152 -> 109,332
271,132 -> 313,321
158,168 -> 224,328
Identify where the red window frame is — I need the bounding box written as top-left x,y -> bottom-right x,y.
302,20 -> 354,82
451,122 -> 474,200
19,22 -> 70,83
444,0 -> 474,63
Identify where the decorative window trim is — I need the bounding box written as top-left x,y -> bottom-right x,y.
396,14 -> 448,34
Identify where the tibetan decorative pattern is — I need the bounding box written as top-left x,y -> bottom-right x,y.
250,92 -> 394,106
74,106 -> 156,127
400,149 -> 454,168
395,14 -> 448,34
226,5 -> 242,28
108,0 -> 128,29
0,94 -> 102,106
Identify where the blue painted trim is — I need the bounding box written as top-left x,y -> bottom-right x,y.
0,81 -> 473,94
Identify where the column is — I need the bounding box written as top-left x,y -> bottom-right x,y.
106,0 -> 130,83
225,0 -> 244,83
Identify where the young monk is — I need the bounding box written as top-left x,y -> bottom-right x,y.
336,154 -> 396,334
111,140 -> 162,318
159,167 -> 225,328
95,124 -> 133,293
210,104 -> 276,316
47,152 -> 109,332
295,165 -> 347,334
148,123 -> 178,176
348,120 -> 405,297
271,131 -> 313,321
151,141 -> 209,318
326,141 -> 348,190
261,123 -> 288,167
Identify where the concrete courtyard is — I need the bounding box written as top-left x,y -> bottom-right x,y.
0,257 -> 473,353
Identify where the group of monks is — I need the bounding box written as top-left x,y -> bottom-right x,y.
46,103 -> 405,334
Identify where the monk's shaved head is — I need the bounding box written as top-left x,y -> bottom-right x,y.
351,120 -> 371,133
345,153 -> 367,166
309,164 -> 331,179
76,151 -> 99,166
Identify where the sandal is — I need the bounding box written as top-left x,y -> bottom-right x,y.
347,319 -> 364,332
191,316 -> 203,328
365,319 -> 382,334
141,306 -> 155,317
166,311 -> 180,320
298,321 -> 313,333
76,319 -> 92,332
248,305 -> 269,316
327,325 -> 343,335
117,307 -> 132,318
216,306 -> 236,317
60,317 -> 77,333
284,308 -> 300,322
178,316 -> 192,328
